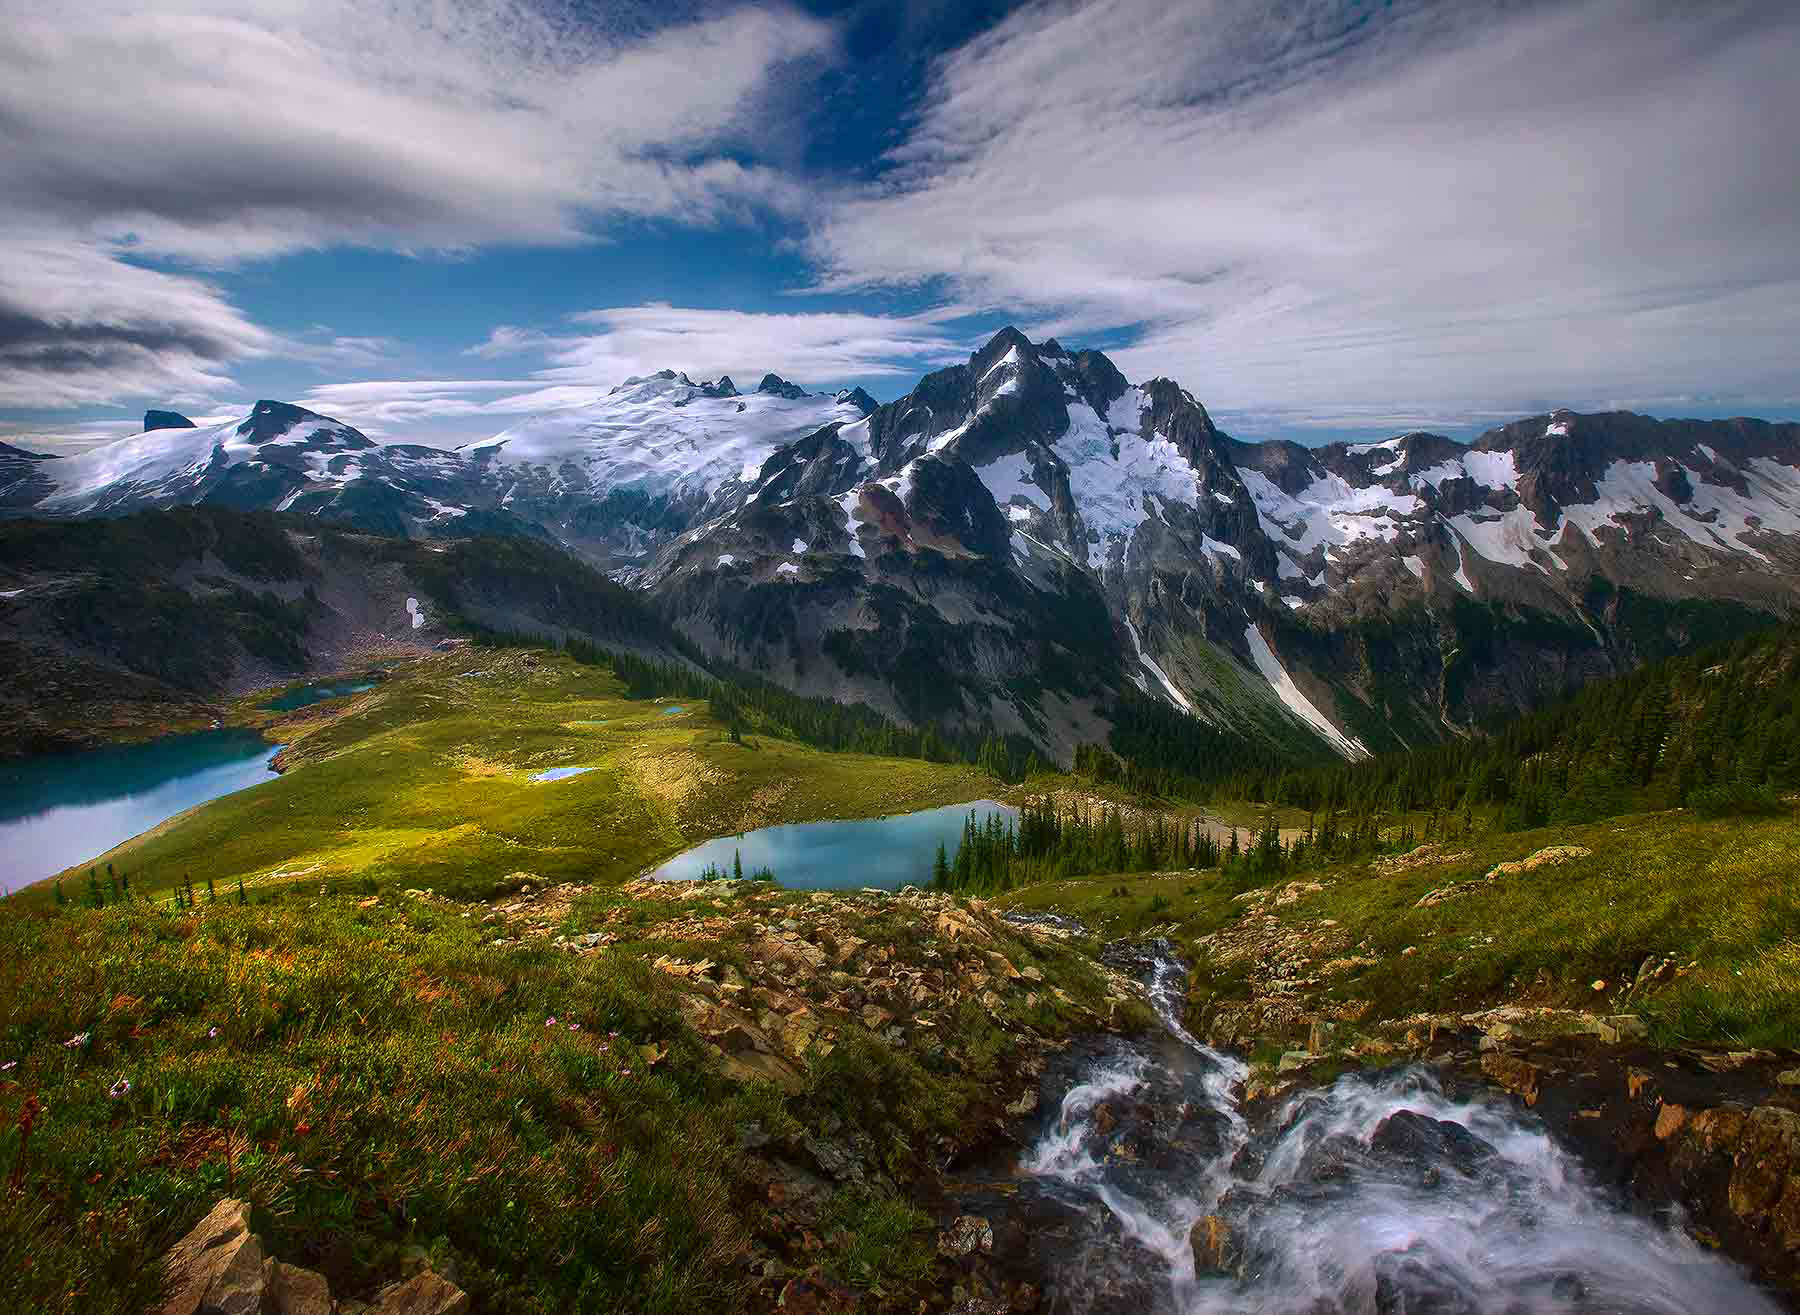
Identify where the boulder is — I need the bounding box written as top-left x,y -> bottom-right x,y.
155,1199 -> 266,1315
937,1214 -> 995,1259
369,1271 -> 470,1315
265,1262 -> 332,1315
1369,1110 -> 1498,1182
1189,1213 -> 1239,1276
1728,1106 -> 1800,1247
1479,1052 -> 1540,1106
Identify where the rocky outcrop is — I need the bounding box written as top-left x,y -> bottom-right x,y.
155,1199 -> 264,1315
151,1198 -> 468,1315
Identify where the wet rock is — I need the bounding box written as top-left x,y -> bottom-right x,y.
155,1198 -> 265,1315
1654,1101 -> 1690,1140
1188,1213 -> 1239,1276
1369,1110 -> 1498,1185
1480,1052 -> 1540,1106
368,1271 -> 470,1315
939,1214 -> 995,1259
1276,1050 -> 1316,1074
1728,1106 -> 1800,1247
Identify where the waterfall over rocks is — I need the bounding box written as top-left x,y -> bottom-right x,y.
994,936 -> 1783,1315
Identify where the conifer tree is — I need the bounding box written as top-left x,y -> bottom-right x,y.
54,879 -> 66,906
933,841 -> 950,887
237,878 -> 248,906
733,849 -> 743,882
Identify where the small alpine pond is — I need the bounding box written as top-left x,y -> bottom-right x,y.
650,799 -> 1018,890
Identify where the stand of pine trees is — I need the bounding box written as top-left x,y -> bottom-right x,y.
1200,621 -> 1800,825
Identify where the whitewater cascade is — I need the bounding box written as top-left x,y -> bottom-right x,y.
1012,939 -> 1781,1314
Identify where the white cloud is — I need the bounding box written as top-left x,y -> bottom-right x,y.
1,1 -> 834,263
537,303 -> 968,389
0,1 -> 834,410
809,0 -> 1800,419
296,303 -> 970,438
0,241 -> 274,408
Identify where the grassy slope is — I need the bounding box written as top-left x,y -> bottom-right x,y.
999,806 -> 1800,1050
20,648 -> 996,905
0,876 -> 1114,1314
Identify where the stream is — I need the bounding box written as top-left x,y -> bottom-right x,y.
984,936 -> 1782,1314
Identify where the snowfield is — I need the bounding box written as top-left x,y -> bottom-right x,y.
465,372 -> 860,501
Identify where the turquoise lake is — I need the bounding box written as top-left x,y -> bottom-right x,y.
0,730 -> 282,894
263,679 -> 377,711
649,799 -> 1019,890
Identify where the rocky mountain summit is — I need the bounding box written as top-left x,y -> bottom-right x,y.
5,331 -> 1798,761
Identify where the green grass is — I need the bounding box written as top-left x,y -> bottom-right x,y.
0,878 -> 1108,1313
0,889 -> 772,1314
1295,809 -> 1800,1048
999,807 -> 1800,1051
17,648 -> 996,906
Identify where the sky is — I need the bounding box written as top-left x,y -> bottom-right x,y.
2,0 -> 1797,456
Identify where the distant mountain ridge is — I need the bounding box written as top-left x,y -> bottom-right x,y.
4,332 -> 1797,762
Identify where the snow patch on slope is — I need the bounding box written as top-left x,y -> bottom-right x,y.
1053,394 -> 1198,559
1243,625 -> 1367,759
1125,619 -> 1194,715
1559,458 -> 1800,563
1241,469 -> 1418,554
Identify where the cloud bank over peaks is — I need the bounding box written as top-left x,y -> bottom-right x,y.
808,0 -> 1800,419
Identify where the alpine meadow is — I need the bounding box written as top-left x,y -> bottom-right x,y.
4,2 -> 1800,1313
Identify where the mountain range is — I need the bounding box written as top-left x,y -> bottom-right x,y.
5,328 -> 1798,763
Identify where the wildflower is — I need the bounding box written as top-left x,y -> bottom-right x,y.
568,1023 -> 580,1032
63,1031 -> 90,1050
599,1042 -> 609,1051
1,1060 -> 16,1072
108,1077 -> 131,1099
607,1030 -> 619,1038
620,1068 -> 632,1077
207,1027 -> 219,1039
545,1016 -> 557,1027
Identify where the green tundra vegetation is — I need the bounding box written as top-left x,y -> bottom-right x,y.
0,872 -> 1115,1314
5,513 -> 1800,1315
7,647 -> 995,907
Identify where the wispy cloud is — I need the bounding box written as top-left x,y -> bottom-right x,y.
538,303 -> 968,388
2,1 -> 833,264
0,1 -> 834,410
809,0 -> 1800,421
0,240 -> 273,408
301,303 -> 970,437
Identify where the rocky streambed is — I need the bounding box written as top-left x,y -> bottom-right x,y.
939,934 -> 1795,1315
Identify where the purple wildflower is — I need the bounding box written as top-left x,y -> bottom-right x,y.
207,1027 -> 219,1039
568,1023 -> 580,1032
620,1068 -> 632,1076
545,1016 -> 557,1027
1,1060 -> 16,1072
109,1077 -> 131,1099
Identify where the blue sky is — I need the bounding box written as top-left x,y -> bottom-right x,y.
3,0 -> 1797,455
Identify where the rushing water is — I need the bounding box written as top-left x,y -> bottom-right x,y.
0,730 -> 282,894
650,800 -> 1018,890
1000,935 -> 1782,1315
262,678 -> 377,711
